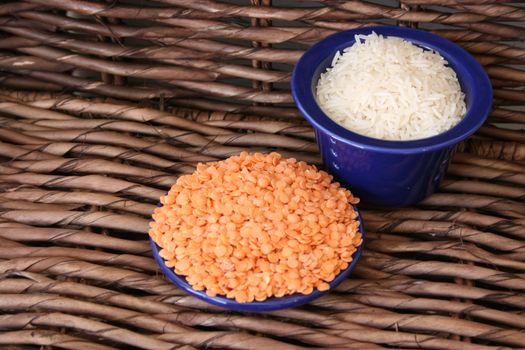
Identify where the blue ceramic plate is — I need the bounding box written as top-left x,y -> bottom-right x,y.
150,208 -> 365,312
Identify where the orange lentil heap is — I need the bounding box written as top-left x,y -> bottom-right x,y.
149,152 -> 362,303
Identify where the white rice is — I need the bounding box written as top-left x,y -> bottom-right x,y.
315,32 -> 466,141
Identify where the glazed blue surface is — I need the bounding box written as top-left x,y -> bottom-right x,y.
150,209 -> 365,312
292,26 -> 493,207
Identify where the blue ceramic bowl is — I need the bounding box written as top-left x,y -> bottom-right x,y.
292,26 -> 492,207
150,208 -> 365,312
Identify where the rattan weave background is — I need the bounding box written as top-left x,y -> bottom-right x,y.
0,1 -> 525,349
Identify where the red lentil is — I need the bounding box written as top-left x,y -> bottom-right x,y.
149,152 -> 361,303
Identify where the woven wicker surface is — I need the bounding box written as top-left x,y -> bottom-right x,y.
0,1 -> 524,349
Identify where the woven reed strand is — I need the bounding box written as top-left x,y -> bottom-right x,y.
1,0 -> 525,349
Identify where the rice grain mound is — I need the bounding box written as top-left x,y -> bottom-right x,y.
316,32 -> 467,141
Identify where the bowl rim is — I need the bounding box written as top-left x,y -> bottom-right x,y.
149,207 -> 365,312
291,25 -> 493,155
